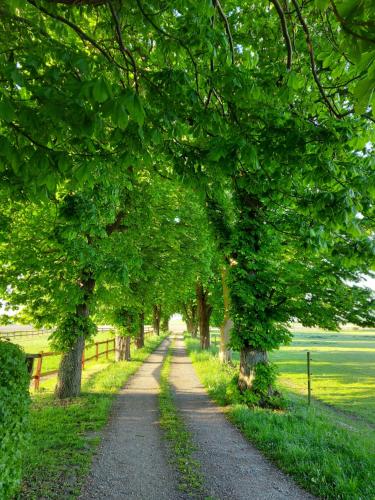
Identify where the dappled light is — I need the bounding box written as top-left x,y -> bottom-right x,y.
0,0 -> 374,498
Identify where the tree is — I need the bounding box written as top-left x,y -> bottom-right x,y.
0,176 -> 146,397
0,0 -> 373,407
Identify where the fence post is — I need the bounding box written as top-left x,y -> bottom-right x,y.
106,340 -> 109,359
96,342 -> 99,361
26,356 -> 35,376
82,349 -> 85,370
35,353 -> 43,391
307,351 -> 311,405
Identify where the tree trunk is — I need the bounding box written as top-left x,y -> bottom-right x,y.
55,273 -> 95,399
161,315 -> 169,332
54,334 -> 85,399
182,302 -> 198,337
115,335 -> 131,361
186,317 -> 194,335
191,304 -> 198,338
124,335 -> 131,360
219,266 -> 232,363
219,319 -> 232,363
238,346 -> 268,392
196,282 -> 212,350
152,304 -> 161,336
135,312 -> 145,348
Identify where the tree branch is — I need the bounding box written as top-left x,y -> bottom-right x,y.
108,1 -> 139,92
270,0 -> 293,69
213,0 -> 235,64
330,1 -> 375,44
106,210 -> 127,235
291,0 -> 343,118
27,0 -> 125,72
10,123 -> 56,152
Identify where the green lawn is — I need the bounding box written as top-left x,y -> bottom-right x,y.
8,330 -> 116,387
211,329 -> 375,425
18,333 -> 168,500
272,330 -> 375,425
186,335 -> 375,500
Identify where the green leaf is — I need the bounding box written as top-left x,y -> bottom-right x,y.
287,72 -> 304,90
151,129 -> 162,145
0,99 -> 15,122
208,145 -> 226,161
122,91 -> 145,126
314,0 -> 329,9
337,0 -> 362,18
93,78 -> 110,103
133,94 -> 145,126
113,102 -> 129,130
354,77 -> 373,114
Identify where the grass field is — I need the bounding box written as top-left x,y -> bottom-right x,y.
5,329 -> 118,389
272,330 -> 375,425
211,329 -> 375,425
187,333 -> 375,499
9,329 -> 111,353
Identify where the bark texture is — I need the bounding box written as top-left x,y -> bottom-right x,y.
196,282 -> 213,350
115,335 -> 131,361
135,312 -> 145,348
219,266 -> 232,363
219,319 -> 232,363
183,302 -> 198,337
161,315 -> 169,332
55,334 -> 85,398
238,346 -> 268,392
152,304 -> 161,336
55,274 -> 95,399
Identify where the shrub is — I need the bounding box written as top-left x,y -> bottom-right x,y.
0,340 -> 30,499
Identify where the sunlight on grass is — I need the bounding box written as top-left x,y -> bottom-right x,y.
18,334 -> 168,500
186,335 -> 375,500
273,331 -> 375,424
10,330 -> 113,378
211,329 -> 375,424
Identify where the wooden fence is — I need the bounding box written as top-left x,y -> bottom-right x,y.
0,325 -> 113,340
26,326 -> 154,390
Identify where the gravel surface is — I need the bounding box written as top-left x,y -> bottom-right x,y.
169,334 -> 314,500
80,337 -> 183,500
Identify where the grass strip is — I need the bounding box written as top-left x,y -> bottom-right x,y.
159,341 -> 204,497
185,335 -> 375,500
18,333 -> 168,500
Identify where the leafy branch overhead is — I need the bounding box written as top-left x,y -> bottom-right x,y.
0,0 -> 374,405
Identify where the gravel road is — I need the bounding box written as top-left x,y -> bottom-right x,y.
169,334 -> 314,500
80,337 -> 183,500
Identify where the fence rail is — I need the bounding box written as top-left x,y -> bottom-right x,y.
26,326 -> 154,390
0,325 -> 114,340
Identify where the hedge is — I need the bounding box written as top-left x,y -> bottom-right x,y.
0,340 -> 30,499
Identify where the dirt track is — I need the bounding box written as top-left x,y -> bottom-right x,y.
169,334 -> 313,500
81,324 -> 313,499
80,337 -> 183,499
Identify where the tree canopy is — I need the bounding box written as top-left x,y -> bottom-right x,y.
0,0 -> 374,399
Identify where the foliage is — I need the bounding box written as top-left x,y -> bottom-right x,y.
0,340 -> 30,499
0,0 -> 374,400
50,314 -> 97,351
